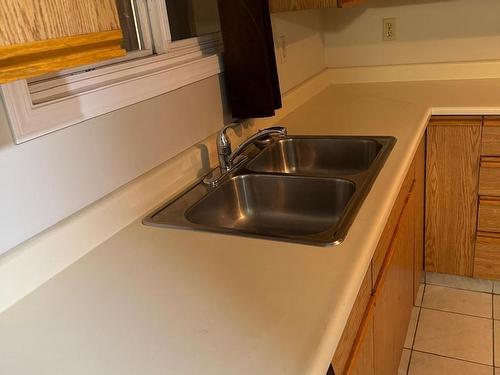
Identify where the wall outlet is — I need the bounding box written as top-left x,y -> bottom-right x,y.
383,18 -> 397,41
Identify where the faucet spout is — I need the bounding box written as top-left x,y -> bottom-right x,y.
227,126 -> 287,168
204,124 -> 288,187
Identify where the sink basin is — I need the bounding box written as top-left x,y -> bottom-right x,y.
247,137 -> 382,176
143,135 -> 396,246
186,174 -> 355,238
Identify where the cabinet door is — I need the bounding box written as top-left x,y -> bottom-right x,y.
0,0 -> 124,83
373,189 -> 415,375
425,116 -> 482,276
333,265 -> 373,374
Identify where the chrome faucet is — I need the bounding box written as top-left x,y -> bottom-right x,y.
204,123 -> 288,186
217,124 -> 288,172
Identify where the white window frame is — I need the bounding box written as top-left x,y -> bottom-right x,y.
1,0 -> 223,144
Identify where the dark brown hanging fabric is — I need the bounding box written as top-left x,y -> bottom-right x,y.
217,0 -> 282,119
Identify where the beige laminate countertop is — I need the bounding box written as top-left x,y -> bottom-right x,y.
3,78 -> 500,375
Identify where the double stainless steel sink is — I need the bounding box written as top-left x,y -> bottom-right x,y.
144,136 -> 396,246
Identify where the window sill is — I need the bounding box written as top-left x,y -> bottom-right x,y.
1,52 -> 223,144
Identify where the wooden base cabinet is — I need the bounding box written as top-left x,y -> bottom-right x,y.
332,138 -> 424,375
425,117 -> 482,276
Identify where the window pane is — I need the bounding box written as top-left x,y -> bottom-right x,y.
115,0 -> 143,51
165,0 -> 220,41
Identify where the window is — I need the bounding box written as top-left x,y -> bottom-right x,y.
1,0 -> 222,143
166,0 -> 220,41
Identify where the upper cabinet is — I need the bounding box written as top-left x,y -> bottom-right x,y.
269,0 -> 364,12
0,0 -> 125,83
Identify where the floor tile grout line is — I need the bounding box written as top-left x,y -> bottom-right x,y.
425,281 -> 494,295
411,349 -> 494,368
420,306 -> 493,320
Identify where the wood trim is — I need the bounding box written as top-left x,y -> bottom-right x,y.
269,0 -> 338,12
0,31 -> 125,83
477,231 -> 500,239
337,0 -> 365,7
484,117 -> 500,126
480,198 -> 500,206
481,157 -> 500,167
428,116 -> 483,127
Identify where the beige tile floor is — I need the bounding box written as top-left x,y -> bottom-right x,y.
398,272 -> 500,375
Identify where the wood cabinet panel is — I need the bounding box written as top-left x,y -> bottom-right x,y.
478,199 -> 500,233
333,265 -> 372,375
414,138 -> 426,299
482,117 -> 500,156
479,158 -> 500,197
0,0 -> 120,46
270,0 -> 337,12
373,187 -> 415,375
474,233 -> 500,280
269,0 -> 363,12
346,311 -> 374,375
0,0 -> 124,83
425,117 -> 482,276
372,161 -> 415,283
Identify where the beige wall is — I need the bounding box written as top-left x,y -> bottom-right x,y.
273,9 -> 326,93
0,10 -> 326,256
325,0 -> 500,67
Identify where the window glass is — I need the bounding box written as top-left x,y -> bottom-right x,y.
165,0 -> 220,41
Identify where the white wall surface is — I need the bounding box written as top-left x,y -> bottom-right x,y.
0,10 -> 326,256
325,0 -> 500,67
273,9 -> 326,93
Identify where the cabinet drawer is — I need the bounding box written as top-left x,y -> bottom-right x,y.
482,117 -> 500,156
479,158 -> 500,197
474,233 -> 500,280
478,199 -> 500,233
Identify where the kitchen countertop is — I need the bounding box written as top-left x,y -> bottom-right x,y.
3,78 -> 500,375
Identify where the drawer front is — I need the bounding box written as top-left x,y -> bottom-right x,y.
478,199 -> 500,233
479,158 -> 500,197
482,117 -> 500,156
474,233 -> 500,280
